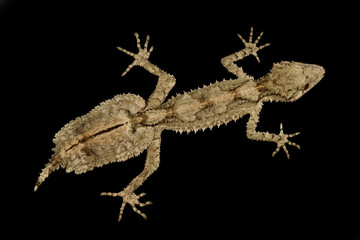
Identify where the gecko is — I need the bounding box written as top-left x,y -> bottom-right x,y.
34,28 -> 325,221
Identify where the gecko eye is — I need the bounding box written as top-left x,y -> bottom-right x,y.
303,83 -> 309,90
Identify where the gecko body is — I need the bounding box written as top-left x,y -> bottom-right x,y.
35,28 -> 325,221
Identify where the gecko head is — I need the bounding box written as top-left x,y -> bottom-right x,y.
258,61 -> 325,102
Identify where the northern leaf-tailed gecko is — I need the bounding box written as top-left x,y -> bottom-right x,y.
35,28 -> 325,221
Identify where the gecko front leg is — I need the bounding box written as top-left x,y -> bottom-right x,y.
246,103 -> 300,159
117,33 -> 176,110
221,27 -> 270,79
101,128 -> 162,221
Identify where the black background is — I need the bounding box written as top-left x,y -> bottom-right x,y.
1,1 -> 359,239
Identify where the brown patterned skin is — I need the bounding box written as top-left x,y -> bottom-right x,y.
35,28 -> 324,221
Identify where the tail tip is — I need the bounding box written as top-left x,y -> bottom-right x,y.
34,182 -> 40,192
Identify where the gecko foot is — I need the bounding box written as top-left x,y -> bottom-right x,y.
117,33 -> 154,77
100,190 -> 152,221
237,26 -> 270,63
272,123 -> 301,159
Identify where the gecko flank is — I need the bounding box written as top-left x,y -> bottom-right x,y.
35,28 -> 325,221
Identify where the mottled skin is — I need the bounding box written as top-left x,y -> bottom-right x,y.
35,28 -> 325,221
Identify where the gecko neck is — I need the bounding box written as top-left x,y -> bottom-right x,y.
255,78 -> 288,103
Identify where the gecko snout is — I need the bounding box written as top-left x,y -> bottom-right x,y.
303,64 -> 325,91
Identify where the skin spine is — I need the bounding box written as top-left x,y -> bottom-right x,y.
35,28 -> 325,221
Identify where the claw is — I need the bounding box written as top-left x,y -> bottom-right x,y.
149,45 -> 154,54
117,33 -> 154,77
118,201 -> 126,222
144,35 -> 150,49
249,26 -> 254,43
272,123 -> 301,159
116,46 -> 135,57
121,61 -> 136,77
237,27 -> 270,62
237,33 -> 247,45
101,190 -> 152,221
254,31 -> 264,45
253,52 -> 261,63
259,43 -> 271,50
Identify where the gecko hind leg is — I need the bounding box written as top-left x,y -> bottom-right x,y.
101,130 -> 162,221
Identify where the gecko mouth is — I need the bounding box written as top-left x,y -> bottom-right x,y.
65,123 -> 125,153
